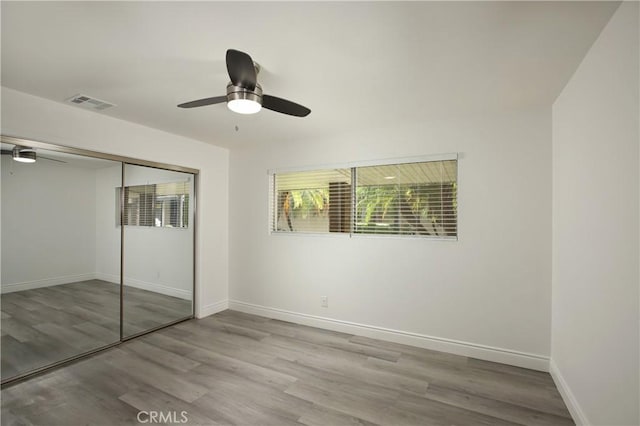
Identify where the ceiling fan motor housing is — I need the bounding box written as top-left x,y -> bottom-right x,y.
226,82 -> 262,105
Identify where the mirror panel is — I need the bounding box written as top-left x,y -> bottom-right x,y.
1,145 -> 121,381
122,164 -> 194,338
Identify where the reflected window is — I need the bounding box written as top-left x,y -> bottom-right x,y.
117,181 -> 190,228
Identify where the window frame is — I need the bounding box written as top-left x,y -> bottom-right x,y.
268,153 -> 458,240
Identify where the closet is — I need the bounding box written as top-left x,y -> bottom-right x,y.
0,136 -> 196,384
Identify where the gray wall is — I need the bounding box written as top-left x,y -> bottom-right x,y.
551,2 -> 639,424
1,155 -> 97,291
229,107 -> 552,370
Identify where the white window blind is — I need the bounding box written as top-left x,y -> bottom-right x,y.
117,181 -> 190,228
272,168 -> 351,233
270,157 -> 457,238
354,160 -> 457,237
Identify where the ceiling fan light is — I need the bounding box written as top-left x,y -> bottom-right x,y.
226,84 -> 263,115
12,147 -> 36,163
227,99 -> 262,115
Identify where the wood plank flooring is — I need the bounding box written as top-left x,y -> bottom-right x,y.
1,310 -> 574,426
1,280 -> 192,380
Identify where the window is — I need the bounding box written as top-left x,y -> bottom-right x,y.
117,181 -> 190,228
270,157 -> 457,238
354,161 -> 457,237
273,168 -> 351,233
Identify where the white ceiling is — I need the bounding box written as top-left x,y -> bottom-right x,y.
1,1 -> 619,150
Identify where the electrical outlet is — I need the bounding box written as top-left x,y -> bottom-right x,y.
321,296 -> 328,308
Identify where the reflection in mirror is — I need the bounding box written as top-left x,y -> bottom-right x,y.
0,144 -> 121,381
122,164 -> 194,337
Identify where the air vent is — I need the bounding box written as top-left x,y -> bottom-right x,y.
66,94 -> 116,111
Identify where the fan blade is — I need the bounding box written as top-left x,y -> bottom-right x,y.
262,95 -> 311,117
40,155 -> 67,163
226,49 -> 257,90
177,96 -> 227,108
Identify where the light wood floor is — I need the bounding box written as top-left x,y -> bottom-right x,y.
1,280 -> 192,380
1,310 -> 573,426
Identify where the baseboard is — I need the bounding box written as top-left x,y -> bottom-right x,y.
2,272 -> 192,300
94,273 -> 120,284
126,278 -> 192,300
1,273 -> 96,294
549,359 -> 587,425
197,299 -> 229,319
228,300 -> 550,372
96,273 -> 191,300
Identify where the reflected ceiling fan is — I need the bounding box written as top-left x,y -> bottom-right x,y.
1,146 -> 66,164
178,49 -> 311,117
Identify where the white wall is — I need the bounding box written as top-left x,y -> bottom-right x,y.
1,155 -> 97,292
551,2 -> 639,425
94,165 -> 121,292
1,87 -> 229,317
95,164 -> 195,300
229,108 -> 552,370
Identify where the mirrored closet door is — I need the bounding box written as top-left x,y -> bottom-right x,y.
1,139 -> 196,384
1,145 -> 122,380
122,164 -> 194,338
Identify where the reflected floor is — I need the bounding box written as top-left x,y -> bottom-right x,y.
1,279 -> 191,381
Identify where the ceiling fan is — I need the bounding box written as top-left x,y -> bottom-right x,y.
177,49 -> 311,117
1,146 -> 66,164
